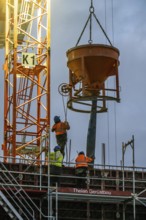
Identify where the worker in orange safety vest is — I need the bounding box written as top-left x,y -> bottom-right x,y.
75,151 -> 94,188
51,115 -> 70,158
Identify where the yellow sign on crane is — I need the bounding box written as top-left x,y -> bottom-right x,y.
22,52 -> 36,67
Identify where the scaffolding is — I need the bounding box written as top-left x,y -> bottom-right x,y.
0,156 -> 146,219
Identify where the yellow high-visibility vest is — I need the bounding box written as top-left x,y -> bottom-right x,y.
49,151 -> 63,167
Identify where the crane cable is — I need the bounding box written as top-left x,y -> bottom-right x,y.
61,95 -> 68,121
104,0 -> 110,165
61,94 -> 69,163
105,0 -> 118,165
76,0 -> 113,46
112,0 -> 118,166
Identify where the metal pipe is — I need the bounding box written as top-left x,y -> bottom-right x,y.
122,142 -> 125,191
87,200 -> 90,220
56,185 -> 58,220
47,142 -> 50,219
122,135 -> 136,219
102,143 -> 106,170
132,135 -> 136,220
123,203 -> 125,220
68,139 -> 71,166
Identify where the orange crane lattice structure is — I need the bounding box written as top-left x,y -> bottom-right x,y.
2,0 -> 50,163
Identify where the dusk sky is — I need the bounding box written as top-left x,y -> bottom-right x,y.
0,0 -> 146,167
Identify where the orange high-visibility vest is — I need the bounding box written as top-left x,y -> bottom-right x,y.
52,122 -> 70,135
75,154 -> 92,168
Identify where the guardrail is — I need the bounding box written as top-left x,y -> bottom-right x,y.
0,156 -> 146,194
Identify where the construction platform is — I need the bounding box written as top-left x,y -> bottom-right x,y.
0,161 -> 146,219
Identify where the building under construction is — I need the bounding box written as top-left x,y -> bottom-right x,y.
0,0 -> 146,220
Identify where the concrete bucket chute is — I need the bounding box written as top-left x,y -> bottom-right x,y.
65,44 -> 120,113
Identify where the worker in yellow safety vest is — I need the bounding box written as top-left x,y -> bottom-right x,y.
51,115 -> 70,158
49,145 -> 63,187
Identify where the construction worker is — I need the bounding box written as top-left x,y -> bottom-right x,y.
75,151 -> 93,188
49,145 -> 63,187
51,115 -> 70,158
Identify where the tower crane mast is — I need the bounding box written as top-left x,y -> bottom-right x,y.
1,0 -> 50,163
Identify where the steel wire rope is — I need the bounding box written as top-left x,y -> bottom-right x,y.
105,0 -> 118,166
61,95 -> 68,121
61,94 -> 69,163
104,0 -> 110,165
76,0 -> 113,47
89,0 -> 93,44
111,0 -> 118,166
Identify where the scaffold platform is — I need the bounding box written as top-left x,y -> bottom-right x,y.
0,161 -> 146,219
